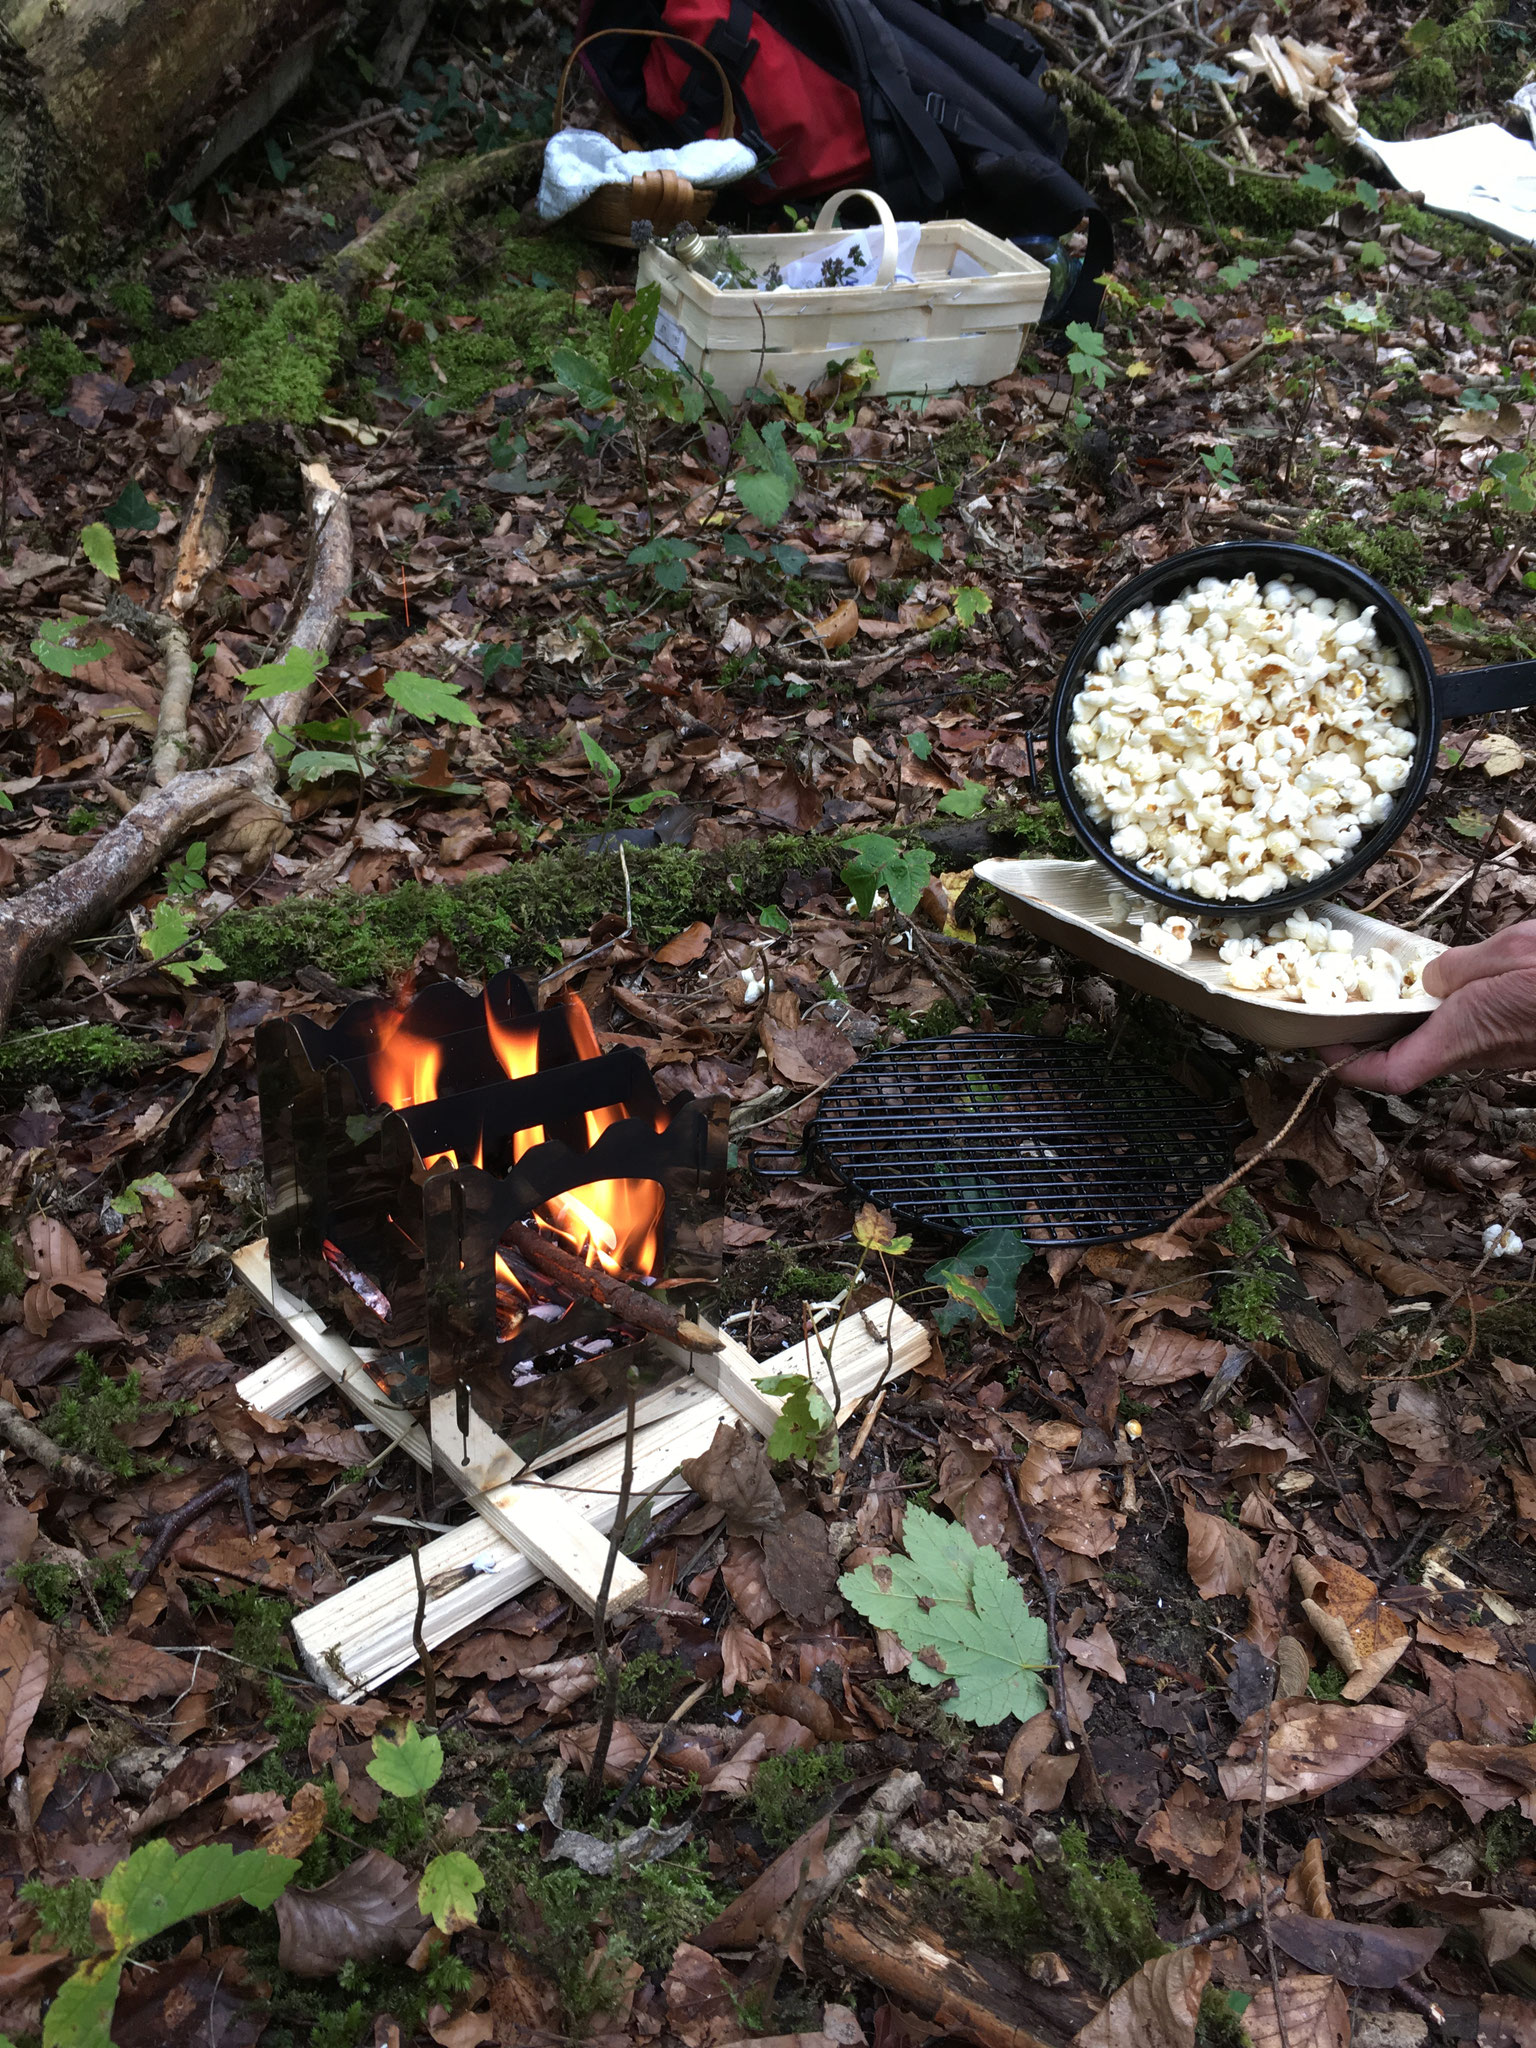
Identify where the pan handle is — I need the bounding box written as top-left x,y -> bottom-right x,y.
1435,660 -> 1536,720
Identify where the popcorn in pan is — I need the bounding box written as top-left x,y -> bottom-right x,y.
1069,574 -> 1416,905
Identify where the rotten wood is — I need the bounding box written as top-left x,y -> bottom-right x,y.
822,1873 -> 1101,2048
501,1221 -> 721,1352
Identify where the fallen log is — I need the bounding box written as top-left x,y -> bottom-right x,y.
0,461 -> 352,1039
820,1873 -> 1102,2048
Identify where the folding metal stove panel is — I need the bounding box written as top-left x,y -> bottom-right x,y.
256,971 -> 728,1476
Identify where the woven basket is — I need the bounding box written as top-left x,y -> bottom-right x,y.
553,29 -> 737,249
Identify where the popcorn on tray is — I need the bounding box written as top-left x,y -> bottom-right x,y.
1110,887 -> 1425,1008
1070,574 -> 1415,905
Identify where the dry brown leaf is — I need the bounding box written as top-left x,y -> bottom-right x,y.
1123,1325 -> 1225,1386
1183,1500 -> 1260,1600
759,1014 -> 859,1087
1136,1784 -> 1243,1890
133,1736 -> 276,1833
1070,1946 -> 1211,2048
1335,1227 -> 1455,1298
1219,1699 -> 1409,1805
1271,1909 -> 1443,1987
681,1422 -> 783,1536
60,1632 -> 215,1703
1002,1710 -> 1057,1798
1370,1380 -> 1452,1464
1425,1739 -> 1536,1822
813,598 -> 860,649
694,1819 -> 830,1964
1417,1613 -> 1500,1663
720,1622 -> 773,1697
762,1512 -> 841,1626
257,1780 -> 329,1860
22,1216 -> 106,1336
721,1538 -> 782,1628
1021,1752 -> 1080,1817
1244,1973 -> 1349,2048
275,1849 -> 428,1977
654,921 -> 713,967
1294,1554 -> 1409,1699
0,1606 -> 51,1775
1065,1622 -> 1126,1684
1287,1837 -> 1331,1919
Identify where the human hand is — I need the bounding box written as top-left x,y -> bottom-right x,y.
1319,921 -> 1536,1094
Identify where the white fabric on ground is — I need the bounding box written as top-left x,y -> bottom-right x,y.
538,128 -> 757,223
1356,123 -> 1536,247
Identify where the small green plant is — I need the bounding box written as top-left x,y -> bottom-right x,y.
897,482 -> 954,563
45,1359 -> 147,1479
1215,256 -> 1259,292
1064,322 -> 1116,393
162,841 -> 208,898
953,586 -> 992,629
367,1723 -> 487,1934
139,900 -> 226,986
21,1875 -> 100,1958
40,1841 -> 297,2048
734,418 -> 800,527
955,1862 -> 1045,1951
1201,443 -> 1239,493
1060,1824 -> 1165,1986
1307,1664 -> 1347,1701
936,778 -> 988,819
841,833 -> 935,917
759,1372 -> 838,1472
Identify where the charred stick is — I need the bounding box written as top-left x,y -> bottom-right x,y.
129,1470 -> 257,1592
501,1222 -> 720,1352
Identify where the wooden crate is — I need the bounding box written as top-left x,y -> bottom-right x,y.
638,187 -> 1049,401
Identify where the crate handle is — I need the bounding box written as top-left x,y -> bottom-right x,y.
555,30 -> 736,143
813,187 -> 901,289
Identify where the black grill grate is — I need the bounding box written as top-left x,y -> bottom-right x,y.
813,1035 -> 1244,1246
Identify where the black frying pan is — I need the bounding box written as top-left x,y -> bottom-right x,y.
1048,540 -> 1536,917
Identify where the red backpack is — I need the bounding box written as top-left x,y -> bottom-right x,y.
573,0 -> 1110,324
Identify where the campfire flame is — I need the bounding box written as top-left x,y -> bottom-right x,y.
366,989 -> 664,1292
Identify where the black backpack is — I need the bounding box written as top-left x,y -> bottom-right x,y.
575,0 -> 1112,326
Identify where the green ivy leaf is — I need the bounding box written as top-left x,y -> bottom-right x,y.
757,904 -> 792,933
1297,163 -> 1338,192
906,732 -> 933,762
102,482 -> 160,533
418,1851 -> 485,1933
953,587 -> 992,628
367,1722 -> 444,1797
924,1228 -> 1031,1334
1446,808 -> 1492,839
241,648 -> 323,701
385,671 -> 482,727
838,1505 -> 1049,1725
936,780 -> 987,819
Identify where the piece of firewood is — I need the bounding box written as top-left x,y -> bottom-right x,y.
501,1221 -> 721,1352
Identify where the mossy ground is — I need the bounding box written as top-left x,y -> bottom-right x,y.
214,806 -> 1071,987
0,1023 -> 160,1094
1296,515 -> 1429,599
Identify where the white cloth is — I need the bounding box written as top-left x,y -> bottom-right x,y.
537,128 -> 757,223
1356,123 -> 1536,248
773,223 -> 921,289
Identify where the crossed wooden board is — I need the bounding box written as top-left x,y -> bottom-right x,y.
232,1240 -> 930,1700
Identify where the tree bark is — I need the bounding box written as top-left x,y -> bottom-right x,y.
0,460 -> 353,1039
820,1875 -> 1103,2048
0,0 -> 377,266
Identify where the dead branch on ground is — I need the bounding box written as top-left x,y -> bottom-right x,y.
0,460 -> 352,1040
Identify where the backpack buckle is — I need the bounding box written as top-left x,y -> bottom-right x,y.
924,89 -> 955,132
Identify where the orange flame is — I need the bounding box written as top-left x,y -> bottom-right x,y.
370,1014 -> 442,1111
483,990 -> 663,1276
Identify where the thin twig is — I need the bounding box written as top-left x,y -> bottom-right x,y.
584,1365 -> 639,1809
0,1394 -> 115,1493
1173,1886 -> 1286,1951
129,1470 -> 257,1592
998,1460 -> 1074,1755
411,1537 -> 437,1729
1255,1685 -> 1294,2048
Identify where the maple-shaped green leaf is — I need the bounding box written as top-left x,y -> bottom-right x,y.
385,670 -> 482,727
32,618 -> 112,676
936,779 -> 987,819
418,1851 -> 485,1932
80,524 -> 120,581
367,1721 -> 443,1797
953,586 -> 992,628
839,1506 -> 1049,1724
241,647 -> 323,700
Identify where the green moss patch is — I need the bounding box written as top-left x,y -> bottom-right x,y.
1297,514 -> 1428,598
215,807 -> 1070,987
15,326 -> 92,404
0,1024 -> 160,1093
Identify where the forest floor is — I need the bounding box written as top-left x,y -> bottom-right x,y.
3,0 -> 1536,2044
